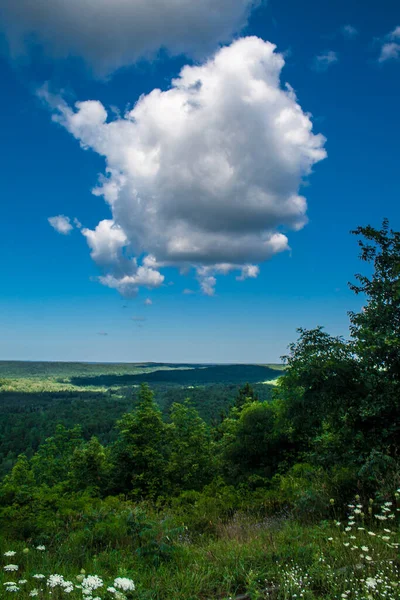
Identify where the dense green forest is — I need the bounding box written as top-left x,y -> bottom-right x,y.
0,221 -> 399,599
0,363 -> 279,476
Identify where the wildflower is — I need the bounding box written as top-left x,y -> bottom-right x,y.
365,578 -> 377,589
343,543 -> 350,547
4,551 -> 16,557
18,579 -> 27,584
4,565 -> 18,572
4,584 -> 19,592
82,575 -> 104,592
107,587 -> 117,593
33,574 -> 45,579
48,574 -> 66,588
29,591 -> 39,598
367,531 -> 376,536
361,546 -> 369,552
354,509 -> 361,514
345,527 -> 352,532
365,555 -> 373,561
114,577 -> 135,592
36,545 -> 46,551
384,529 -> 391,533
330,499 -> 335,505
328,537 -> 333,541
22,548 -> 29,554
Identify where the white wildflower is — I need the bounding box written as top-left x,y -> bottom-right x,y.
82,575 -> 103,591
4,565 -> 18,572
114,577 -> 135,592
47,574 -> 66,588
4,584 -> 19,592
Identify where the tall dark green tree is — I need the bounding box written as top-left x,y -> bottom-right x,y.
70,436 -> 110,494
233,383 -> 259,413
167,400 -> 214,493
112,384 -> 168,498
348,219 -> 400,452
31,424 -> 83,487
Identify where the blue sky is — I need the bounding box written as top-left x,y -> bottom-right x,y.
0,0 -> 399,363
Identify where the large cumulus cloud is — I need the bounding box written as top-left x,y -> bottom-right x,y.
0,0 -> 259,74
44,37 -> 327,295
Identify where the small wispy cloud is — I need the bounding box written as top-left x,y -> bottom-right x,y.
132,316 -> 147,322
183,289 -> 196,295
341,24 -> 358,39
73,217 -> 82,229
144,298 -> 152,306
48,215 -> 73,235
377,27 -> 400,63
312,50 -> 338,72
97,331 -> 108,336
379,42 -> 400,62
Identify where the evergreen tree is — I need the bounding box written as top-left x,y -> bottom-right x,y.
70,436 -> 109,494
112,384 -> 168,498
234,383 -> 258,412
31,424 -> 83,487
167,400 -> 214,493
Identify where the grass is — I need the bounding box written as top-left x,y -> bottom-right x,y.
1,497 -> 399,599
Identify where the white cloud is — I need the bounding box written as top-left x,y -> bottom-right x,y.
379,43 -> 400,62
82,219 -> 128,265
313,51 -> 338,72
378,26 -> 400,63
144,298 -> 152,305
341,25 -> 358,39
236,264 -> 260,281
43,37 -> 326,295
99,267 -> 164,296
0,0 -> 259,74
48,215 -> 73,234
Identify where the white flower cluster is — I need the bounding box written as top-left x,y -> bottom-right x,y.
3,564 -> 19,572
47,574 -> 74,593
114,577 -> 135,592
81,574 -> 104,594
